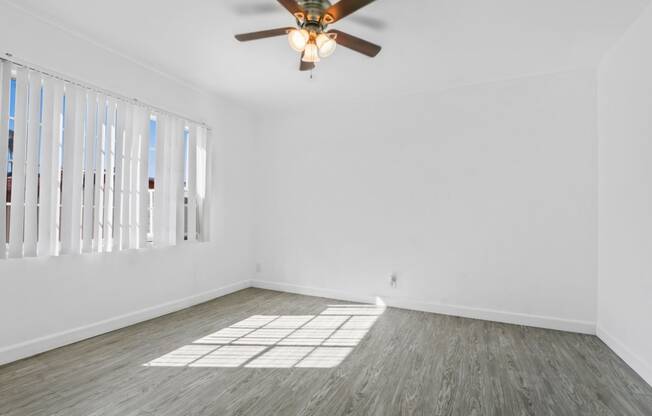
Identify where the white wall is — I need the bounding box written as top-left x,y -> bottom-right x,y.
254,70 -> 598,333
597,3 -> 652,386
0,3 -> 255,364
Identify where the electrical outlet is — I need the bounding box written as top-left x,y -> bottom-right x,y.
255,263 -> 262,274
390,273 -> 397,288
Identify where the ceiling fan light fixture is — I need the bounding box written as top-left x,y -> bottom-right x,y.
302,43 -> 321,63
316,33 -> 337,58
233,0 -> 383,70
288,28 -> 310,52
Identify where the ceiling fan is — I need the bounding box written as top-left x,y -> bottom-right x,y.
234,0 -> 382,71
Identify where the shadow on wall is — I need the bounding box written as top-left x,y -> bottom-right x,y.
143,304 -> 385,369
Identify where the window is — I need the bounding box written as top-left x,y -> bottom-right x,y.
3,78 -> 15,247
147,116 -> 157,242
0,59 -> 209,259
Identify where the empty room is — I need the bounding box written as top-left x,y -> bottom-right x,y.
1,0 -> 651,414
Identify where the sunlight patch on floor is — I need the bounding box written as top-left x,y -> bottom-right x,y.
143,304 -> 385,369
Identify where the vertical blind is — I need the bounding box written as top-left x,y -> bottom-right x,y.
0,59 -> 209,260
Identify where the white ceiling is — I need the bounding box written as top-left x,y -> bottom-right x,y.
7,0 -> 650,108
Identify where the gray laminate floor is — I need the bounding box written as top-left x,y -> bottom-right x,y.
1,288 -> 651,416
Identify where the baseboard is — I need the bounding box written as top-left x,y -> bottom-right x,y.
252,280 -> 378,305
0,280 -> 251,366
251,280 -> 596,335
597,326 -> 652,387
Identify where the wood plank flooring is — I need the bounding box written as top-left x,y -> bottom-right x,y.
1,288 -> 651,415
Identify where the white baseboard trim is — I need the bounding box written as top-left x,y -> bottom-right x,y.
252,280 -> 378,305
0,280 -> 251,366
597,326 -> 652,388
251,280 -> 596,335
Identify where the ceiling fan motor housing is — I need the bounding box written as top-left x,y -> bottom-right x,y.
296,0 -> 333,26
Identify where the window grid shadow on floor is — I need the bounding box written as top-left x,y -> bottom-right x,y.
143,304 -> 386,369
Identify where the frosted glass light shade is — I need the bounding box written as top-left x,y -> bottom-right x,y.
302,43 -> 320,63
288,29 -> 309,52
316,33 -> 337,58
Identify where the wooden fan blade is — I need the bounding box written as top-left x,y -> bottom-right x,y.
328,29 -> 381,57
235,27 -> 294,42
300,53 -> 315,71
277,0 -> 304,19
323,0 -> 377,24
